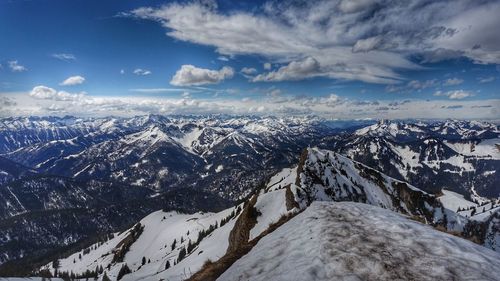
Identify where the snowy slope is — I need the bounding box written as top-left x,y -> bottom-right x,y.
439,189 -> 478,212
42,206 -> 241,280
218,201 -> 500,281
444,138 -> 500,159
43,172 -> 303,280
299,148 -> 446,223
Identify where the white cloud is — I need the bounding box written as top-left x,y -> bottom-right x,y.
170,65 -> 234,86
2,90 -> 498,120
263,63 -> 272,70
217,56 -> 229,61
29,85 -> 86,101
338,0 -> 376,13
478,76 -> 495,83
241,67 -> 257,75
133,68 -> 152,75
443,78 -> 464,86
127,0 -> 500,84
8,61 -> 27,72
52,53 -> 76,61
60,75 -> 85,86
434,90 -> 474,100
253,57 -> 320,82
352,36 -> 383,53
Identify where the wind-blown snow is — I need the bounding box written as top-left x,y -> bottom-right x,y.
218,201 -> 500,281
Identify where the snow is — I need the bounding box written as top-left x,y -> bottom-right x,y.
47,205 -> 241,281
388,143 -> 422,176
444,138 -> 500,160
218,201 -> 500,281
0,277 -> 64,281
424,155 -> 475,174
172,127 -> 203,153
438,190 -> 477,212
215,165 -> 224,173
250,189 -> 289,240
45,230 -> 128,276
266,167 -> 297,192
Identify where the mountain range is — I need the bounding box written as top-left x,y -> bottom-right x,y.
0,115 -> 498,279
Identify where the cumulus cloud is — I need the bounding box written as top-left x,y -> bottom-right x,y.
263,63 -> 272,70
29,85 -> 86,101
443,78 -> 464,86
60,75 -> 85,86
253,57 -> 320,82
217,56 -> 229,61
434,90 -> 474,100
126,0 -> 500,84
52,53 -> 76,61
241,67 -> 257,75
170,65 -> 234,86
133,68 -> 152,75
8,60 -> 26,72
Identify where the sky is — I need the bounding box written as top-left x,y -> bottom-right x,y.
0,0 -> 499,119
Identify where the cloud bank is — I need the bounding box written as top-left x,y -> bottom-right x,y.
2,86 -> 496,120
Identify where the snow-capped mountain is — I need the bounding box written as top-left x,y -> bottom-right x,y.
1,115 -> 331,199
324,119 -> 499,199
34,148 -> 500,280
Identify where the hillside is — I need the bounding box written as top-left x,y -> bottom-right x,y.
35,147 -> 500,280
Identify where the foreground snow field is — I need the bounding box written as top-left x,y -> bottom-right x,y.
218,201 -> 500,281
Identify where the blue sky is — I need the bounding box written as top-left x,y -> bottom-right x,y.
0,0 -> 499,119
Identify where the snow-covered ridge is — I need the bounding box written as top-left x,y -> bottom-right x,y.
218,201 -> 500,281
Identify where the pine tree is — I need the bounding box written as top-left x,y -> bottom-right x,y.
117,264 -> 131,280
177,246 -> 186,262
171,239 -> 177,250
142,256 -> 146,265
102,272 -> 111,281
52,259 -> 60,269
165,260 -> 170,270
